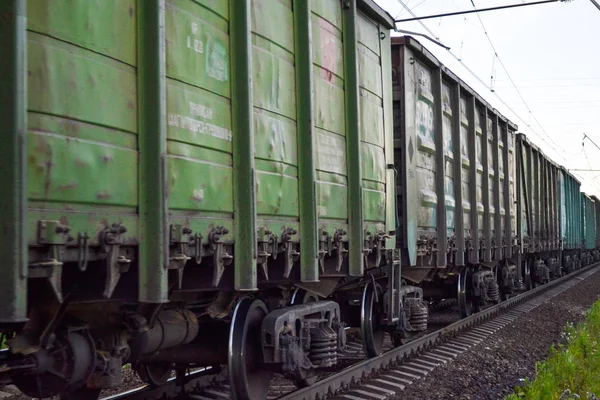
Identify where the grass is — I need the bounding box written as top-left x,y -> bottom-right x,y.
506,300 -> 600,400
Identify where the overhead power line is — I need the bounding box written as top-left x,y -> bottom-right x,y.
468,0 -> 564,154
395,0 -> 564,22
583,133 -> 600,152
393,0 -> 567,163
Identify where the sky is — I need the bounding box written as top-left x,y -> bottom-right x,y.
374,0 -> 600,197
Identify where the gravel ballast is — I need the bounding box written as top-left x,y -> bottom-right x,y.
399,269 -> 600,400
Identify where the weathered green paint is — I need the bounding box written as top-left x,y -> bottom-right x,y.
442,83 -> 456,237
230,0 -> 257,290
29,113 -> 137,150
28,33 -> 137,134
380,30 -> 396,249
359,91 -> 384,147
138,0 -> 168,303
254,113 -> 297,165
165,0 -> 230,98
28,0 -> 137,66
251,0 -> 294,53
360,143 -> 386,183
356,11 -> 386,231
28,132 -> 138,206
294,0 -> 319,282
311,21 -> 344,82
164,0 -> 235,275
167,155 -> 232,212
27,202 -> 139,246
312,0 -> 343,27
166,80 -> 233,153
414,61 -> 437,234
343,0 -> 364,276
252,50 -> 296,120
251,0 -> 299,228
0,0 -> 28,323
363,189 -> 386,222
314,78 -> 346,135
316,181 -> 348,220
255,172 -> 299,217
459,96 -> 471,239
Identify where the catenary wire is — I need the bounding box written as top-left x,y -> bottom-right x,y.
393,0 -> 568,164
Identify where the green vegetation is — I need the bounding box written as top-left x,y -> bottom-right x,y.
507,302 -> 600,400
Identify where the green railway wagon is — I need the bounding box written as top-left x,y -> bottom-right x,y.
559,168 -> 584,271
592,195 -> 600,249
391,36 -> 521,317
516,134 -> 562,282
1,1 -> 426,399
591,195 -> 600,262
582,194 -> 596,267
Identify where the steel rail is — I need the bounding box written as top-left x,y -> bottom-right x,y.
99,367 -> 215,400
280,262 -> 600,400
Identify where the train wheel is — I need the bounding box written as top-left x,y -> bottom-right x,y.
60,387 -> 101,400
458,267 -> 475,318
135,362 -> 172,386
229,298 -> 272,400
361,281 -> 385,358
290,288 -> 319,306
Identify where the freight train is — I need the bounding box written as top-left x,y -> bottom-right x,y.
0,1 -> 598,399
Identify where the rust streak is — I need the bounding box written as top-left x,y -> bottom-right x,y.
97,190 -> 113,200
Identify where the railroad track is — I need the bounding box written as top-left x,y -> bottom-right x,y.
285,262 -> 600,400
98,263 -> 598,400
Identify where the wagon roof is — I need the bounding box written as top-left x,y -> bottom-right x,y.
358,0 -> 396,29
